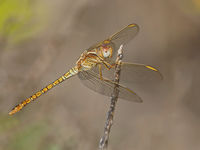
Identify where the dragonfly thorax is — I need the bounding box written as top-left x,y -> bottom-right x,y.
76,50 -> 101,71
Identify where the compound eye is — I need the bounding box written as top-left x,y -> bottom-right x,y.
102,49 -> 110,58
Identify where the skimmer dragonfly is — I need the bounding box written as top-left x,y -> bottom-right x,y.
9,23 -> 162,115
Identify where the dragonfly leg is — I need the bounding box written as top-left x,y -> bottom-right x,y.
103,61 -> 115,70
89,53 -> 114,70
98,64 -> 103,80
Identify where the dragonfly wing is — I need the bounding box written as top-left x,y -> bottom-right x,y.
87,24 -> 139,57
109,24 -> 139,50
94,62 -> 163,84
78,70 -> 142,103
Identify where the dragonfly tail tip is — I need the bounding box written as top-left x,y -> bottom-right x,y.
8,111 -> 14,116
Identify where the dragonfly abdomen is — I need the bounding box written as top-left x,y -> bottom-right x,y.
9,67 -> 78,115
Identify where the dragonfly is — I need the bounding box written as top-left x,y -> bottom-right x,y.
9,23 -> 163,115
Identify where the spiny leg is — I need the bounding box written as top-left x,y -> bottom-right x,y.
89,53 -> 114,70
98,64 -> 103,80
103,61 -> 115,70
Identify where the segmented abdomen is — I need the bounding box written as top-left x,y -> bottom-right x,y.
9,67 -> 78,115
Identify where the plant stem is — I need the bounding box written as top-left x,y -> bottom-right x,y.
99,45 -> 123,150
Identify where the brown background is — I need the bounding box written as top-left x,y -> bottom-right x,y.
0,0 -> 200,150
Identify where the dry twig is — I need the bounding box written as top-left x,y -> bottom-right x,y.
99,45 -> 124,150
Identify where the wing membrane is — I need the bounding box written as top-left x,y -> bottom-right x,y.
99,62 -> 163,84
78,70 -> 142,103
87,24 -> 139,54
109,24 -> 139,50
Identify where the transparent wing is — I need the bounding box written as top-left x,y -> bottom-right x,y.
109,24 -> 139,51
78,69 -> 142,103
87,24 -> 139,53
96,62 -> 163,84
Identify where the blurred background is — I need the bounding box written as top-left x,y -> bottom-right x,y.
0,0 -> 200,150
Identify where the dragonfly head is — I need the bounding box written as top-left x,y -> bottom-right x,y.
99,40 -> 113,59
